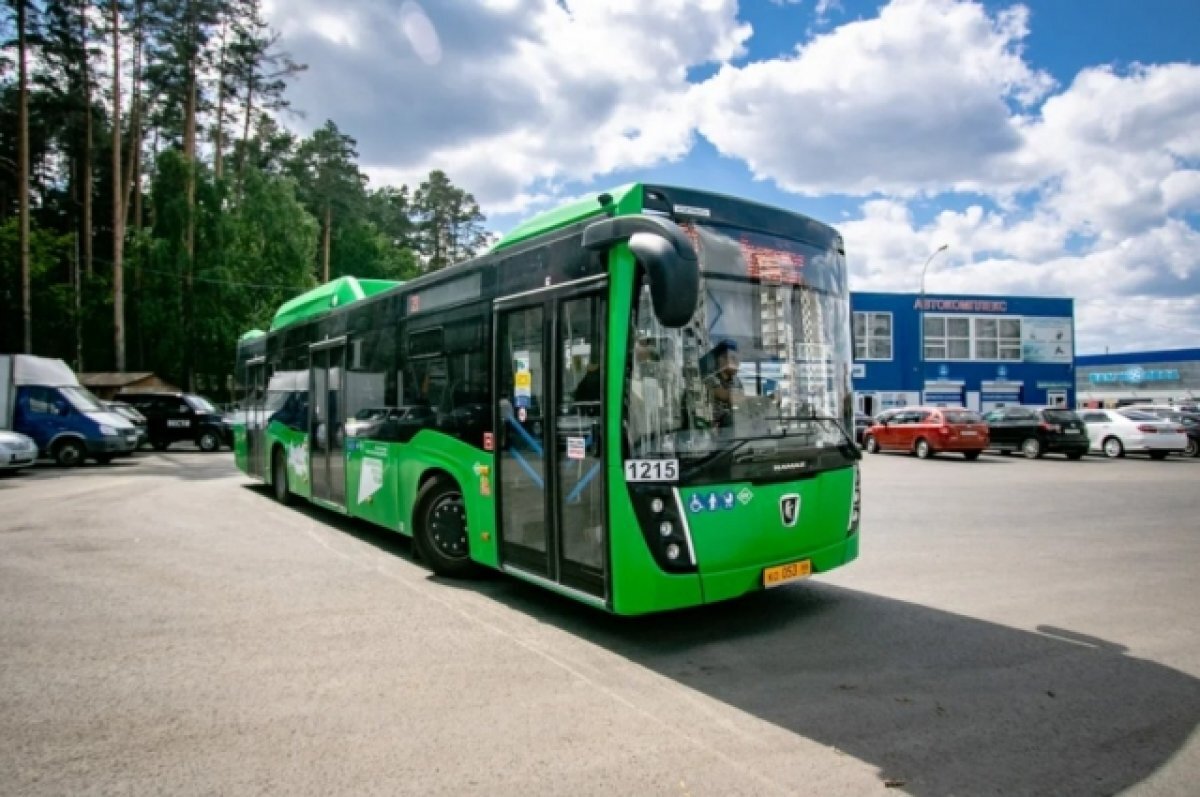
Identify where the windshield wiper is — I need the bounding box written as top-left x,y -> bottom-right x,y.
760,413 -> 860,457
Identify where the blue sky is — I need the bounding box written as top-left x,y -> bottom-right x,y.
268,0 -> 1200,354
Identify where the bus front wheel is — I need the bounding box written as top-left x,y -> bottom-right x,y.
415,476 -> 476,578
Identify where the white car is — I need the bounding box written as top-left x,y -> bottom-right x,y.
1078,409 -> 1188,459
0,430 -> 39,473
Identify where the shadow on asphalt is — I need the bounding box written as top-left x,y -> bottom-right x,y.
466,578 -> 1200,796
250,484 -> 1200,795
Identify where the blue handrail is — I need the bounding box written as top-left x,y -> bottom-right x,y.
503,416 -> 601,500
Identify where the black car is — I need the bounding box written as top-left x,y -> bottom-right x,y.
982,405 -> 1089,459
113,391 -> 232,452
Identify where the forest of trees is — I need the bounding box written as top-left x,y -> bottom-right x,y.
0,0 -> 490,397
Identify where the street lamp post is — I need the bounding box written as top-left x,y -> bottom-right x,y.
917,244 -> 949,403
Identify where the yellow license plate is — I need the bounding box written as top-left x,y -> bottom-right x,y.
763,559 -> 812,588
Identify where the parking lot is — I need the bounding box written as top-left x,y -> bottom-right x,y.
2,450 -> 1199,795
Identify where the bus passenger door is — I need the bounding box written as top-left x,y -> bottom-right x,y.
494,285 -> 608,603
309,340 -> 347,508
246,358 -> 267,479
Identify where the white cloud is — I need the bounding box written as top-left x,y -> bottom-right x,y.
691,0 -> 1054,196
272,0 -> 749,213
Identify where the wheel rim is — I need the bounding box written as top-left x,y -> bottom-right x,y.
917,440 -> 929,458
428,492 -> 469,560
866,436 -> 877,453
60,444 -> 82,465
1022,439 -> 1040,458
1105,439 -> 1121,457
200,433 -> 217,451
1187,439 -> 1198,457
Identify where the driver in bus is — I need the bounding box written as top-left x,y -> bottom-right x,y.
573,359 -> 602,404
704,339 -> 743,425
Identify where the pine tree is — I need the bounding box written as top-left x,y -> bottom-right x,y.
413,169 -> 488,272
288,120 -> 364,283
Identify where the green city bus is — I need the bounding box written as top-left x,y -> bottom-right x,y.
232,184 -> 860,615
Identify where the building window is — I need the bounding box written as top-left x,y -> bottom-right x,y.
853,311 -> 892,360
974,317 -> 1022,360
923,315 -> 971,360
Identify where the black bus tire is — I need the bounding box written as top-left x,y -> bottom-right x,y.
414,475 -> 476,578
272,448 -> 293,506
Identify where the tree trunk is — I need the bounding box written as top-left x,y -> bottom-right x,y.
237,72 -> 255,187
322,203 -> 332,283
80,3 -> 93,279
183,22 -> 198,392
123,0 -> 143,233
213,17 -> 228,179
74,232 -> 83,370
112,0 -> 126,371
17,0 -> 32,353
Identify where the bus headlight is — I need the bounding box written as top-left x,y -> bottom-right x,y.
628,484 -> 696,574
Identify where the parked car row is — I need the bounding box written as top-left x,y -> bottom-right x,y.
2,355 -> 232,474
860,404 -> 1196,461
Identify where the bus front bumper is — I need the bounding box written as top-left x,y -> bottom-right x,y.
699,533 -> 859,606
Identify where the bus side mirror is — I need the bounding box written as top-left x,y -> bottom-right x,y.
582,214 -> 699,328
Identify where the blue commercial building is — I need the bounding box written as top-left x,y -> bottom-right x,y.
849,292 -> 1076,415
1075,348 -> 1200,407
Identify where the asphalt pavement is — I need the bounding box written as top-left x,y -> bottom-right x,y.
1,449 -> 1198,796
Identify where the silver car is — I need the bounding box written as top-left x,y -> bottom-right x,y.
0,430 -> 38,473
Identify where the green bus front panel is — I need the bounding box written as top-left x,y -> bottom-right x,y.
605,472 -> 858,615
682,469 -> 858,606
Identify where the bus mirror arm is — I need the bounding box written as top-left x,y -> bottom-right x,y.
582,215 -> 699,328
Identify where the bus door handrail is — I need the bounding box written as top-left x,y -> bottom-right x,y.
505,417 -> 545,490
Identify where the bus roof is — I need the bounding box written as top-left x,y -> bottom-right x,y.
491,183 -> 643,252
269,276 -> 403,331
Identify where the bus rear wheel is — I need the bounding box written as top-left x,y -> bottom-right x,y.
272,448 -> 293,506
415,476 -> 476,578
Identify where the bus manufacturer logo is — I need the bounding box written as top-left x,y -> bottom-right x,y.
780,494 -> 800,528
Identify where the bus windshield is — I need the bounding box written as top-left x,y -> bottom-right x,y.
625,223 -> 854,476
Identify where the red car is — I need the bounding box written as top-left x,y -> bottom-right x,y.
863,407 -> 990,460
